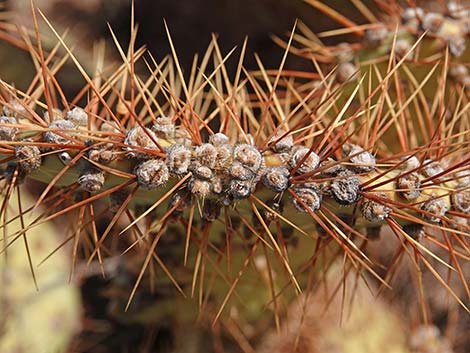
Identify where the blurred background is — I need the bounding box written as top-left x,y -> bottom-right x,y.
1,0 -> 370,90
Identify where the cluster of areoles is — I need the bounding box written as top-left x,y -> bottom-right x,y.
1,103 -> 469,228
1,102 -> 42,178
333,4 -> 456,82
400,5 -> 469,57
361,4 -> 470,88
401,5 -> 470,83
396,157 -> 470,225
123,122 -> 376,219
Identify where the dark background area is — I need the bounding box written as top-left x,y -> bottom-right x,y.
7,0 -> 368,74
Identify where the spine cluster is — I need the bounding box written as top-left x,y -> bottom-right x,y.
1,104 -> 468,231
328,4 -> 470,87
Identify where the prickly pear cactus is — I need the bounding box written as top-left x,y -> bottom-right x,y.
0,192 -> 81,353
